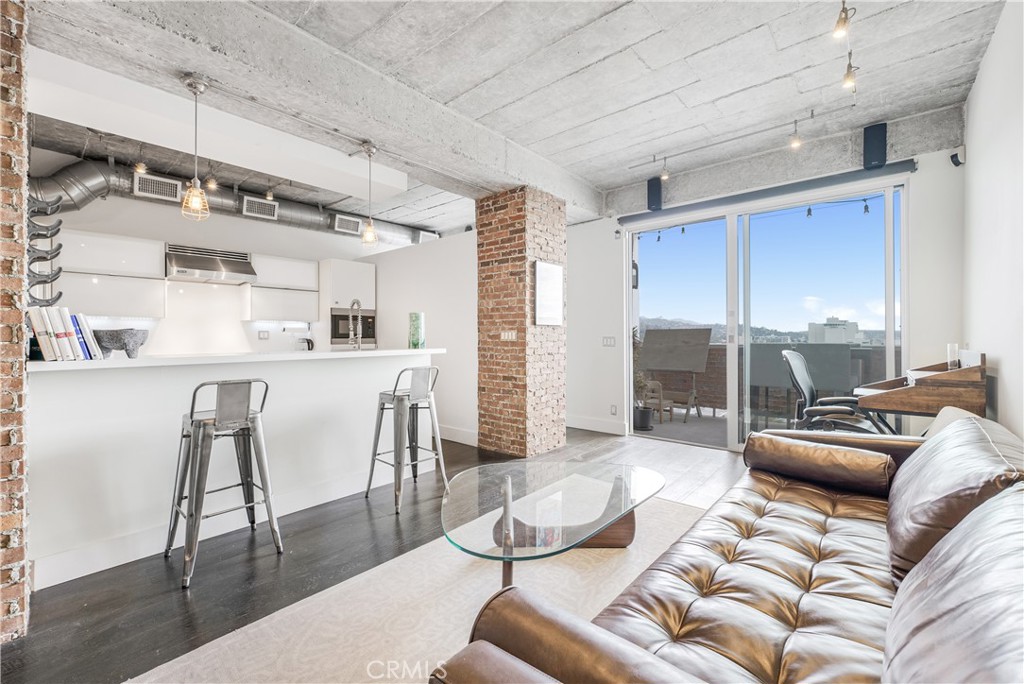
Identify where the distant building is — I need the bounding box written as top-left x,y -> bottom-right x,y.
808,317 -> 864,344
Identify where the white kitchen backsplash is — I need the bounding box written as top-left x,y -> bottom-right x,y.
85,281 -> 316,357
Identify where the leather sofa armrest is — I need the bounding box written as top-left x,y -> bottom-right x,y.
470,586 -> 705,684
431,640 -> 558,684
762,429 -> 926,466
744,432 -> 896,496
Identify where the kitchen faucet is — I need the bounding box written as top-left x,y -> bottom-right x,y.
348,299 -> 362,350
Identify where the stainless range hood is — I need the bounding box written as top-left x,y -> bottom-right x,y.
165,244 -> 257,284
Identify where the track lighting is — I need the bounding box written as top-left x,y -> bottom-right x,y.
806,207 -> 813,218
833,0 -> 855,39
789,120 -> 801,149
842,50 -> 859,90
863,200 -> 870,214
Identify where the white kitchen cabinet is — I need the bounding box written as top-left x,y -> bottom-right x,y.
58,272 -> 166,318
251,254 -> 318,291
242,285 -> 318,322
58,229 -> 165,278
320,259 -> 375,309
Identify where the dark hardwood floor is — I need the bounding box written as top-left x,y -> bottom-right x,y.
0,430 -> 742,684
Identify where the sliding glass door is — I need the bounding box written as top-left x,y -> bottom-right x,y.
738,191 -> 900,440
631,182 -> 905,451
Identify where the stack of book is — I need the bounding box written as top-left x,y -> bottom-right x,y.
27,306 -> 104,362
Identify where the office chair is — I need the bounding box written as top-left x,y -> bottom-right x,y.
781,350 -> 892,434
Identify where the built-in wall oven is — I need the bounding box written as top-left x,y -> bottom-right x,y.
330,308 -> 377,348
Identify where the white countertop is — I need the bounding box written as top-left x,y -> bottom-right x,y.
26,348 -> 446,373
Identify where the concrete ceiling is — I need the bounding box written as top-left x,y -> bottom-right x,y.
26,1 -> 1004,219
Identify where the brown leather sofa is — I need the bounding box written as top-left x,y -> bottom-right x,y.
434,407 -> 1024,683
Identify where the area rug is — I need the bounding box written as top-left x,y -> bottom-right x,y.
131,497 -> 704,684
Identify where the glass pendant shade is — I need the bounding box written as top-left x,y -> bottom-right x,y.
182,178 -> 210,221
842,51 -> 858,89
361,218 -> 378,246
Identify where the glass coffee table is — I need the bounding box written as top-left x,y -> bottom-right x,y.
441,462 -> 665,587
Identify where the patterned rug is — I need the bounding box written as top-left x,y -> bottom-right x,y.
131,497 -> 705,684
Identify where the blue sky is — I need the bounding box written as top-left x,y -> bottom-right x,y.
638,193 -> 893,332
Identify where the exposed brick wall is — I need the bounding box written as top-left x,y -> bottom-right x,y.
477,186 -> 566,458
0,0 -> 28,642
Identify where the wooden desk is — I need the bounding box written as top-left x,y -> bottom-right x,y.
855,359 -> 986,418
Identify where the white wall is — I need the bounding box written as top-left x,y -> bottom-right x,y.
362,232 -> 479,445
963,2 -> 1023,435
904,151 -> 966,371
566,218 -> 630,435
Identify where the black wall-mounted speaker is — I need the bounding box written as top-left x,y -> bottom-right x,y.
647,177 -> 663,212
863,123 -> 887,170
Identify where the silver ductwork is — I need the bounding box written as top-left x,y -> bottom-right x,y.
27,159 -> 425,247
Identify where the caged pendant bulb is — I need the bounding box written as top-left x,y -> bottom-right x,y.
180,74 -> 211,221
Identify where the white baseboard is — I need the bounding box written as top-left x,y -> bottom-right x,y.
440,424 -> 478,446
566,414 -> 629,436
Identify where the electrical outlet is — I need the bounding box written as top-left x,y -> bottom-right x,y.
602,336 -> 616,347
258,330 -> 270,340
610,404 -> 617,416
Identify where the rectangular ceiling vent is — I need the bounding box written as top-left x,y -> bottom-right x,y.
133,172 -> 182,202
332,213 -> 363,236
242,195 -> 280,221
415,231 -> 440,244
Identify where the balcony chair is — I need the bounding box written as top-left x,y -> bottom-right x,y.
781,349 -> 893,434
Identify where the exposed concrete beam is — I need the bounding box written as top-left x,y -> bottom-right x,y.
26,1 -> 604,217
604,106 -> 964,218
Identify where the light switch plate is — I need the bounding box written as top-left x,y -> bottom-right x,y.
258,330 -> 270,340
500,331 -> 517,341
602,336 -> 616,347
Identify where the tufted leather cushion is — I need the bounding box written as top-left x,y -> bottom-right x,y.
593,470 -> 893,683
886,416 -> 1023,584
744,432 -> 896,497
883,484 -> 1024,683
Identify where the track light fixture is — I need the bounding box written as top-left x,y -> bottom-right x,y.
789,120 -> 802,149
833,0 -> 855,39
842,50 -> 859,90
863,200 -> 870,214
806,207 -> 813,218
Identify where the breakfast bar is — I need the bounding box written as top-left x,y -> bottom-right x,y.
26,348 -> 445,588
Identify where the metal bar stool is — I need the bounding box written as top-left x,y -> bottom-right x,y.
163,379 -> 283,588
365,366 -> 449,514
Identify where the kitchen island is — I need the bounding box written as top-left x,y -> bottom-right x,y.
26,348 -> 445,588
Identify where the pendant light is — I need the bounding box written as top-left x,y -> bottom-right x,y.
842,50 -> 859,90
789,120 -> 802,149
181,74 -> 210,221
659,157 -> 669,181
361,142 -> 379,247
833,0 -> 855,39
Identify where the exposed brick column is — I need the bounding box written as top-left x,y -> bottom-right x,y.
0,0 -> 28,642
477,186 -> 566,458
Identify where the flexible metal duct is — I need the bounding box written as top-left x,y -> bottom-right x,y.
28,159 -> 424,246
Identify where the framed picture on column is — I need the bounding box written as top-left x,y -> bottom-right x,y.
535,260 -> 563,326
